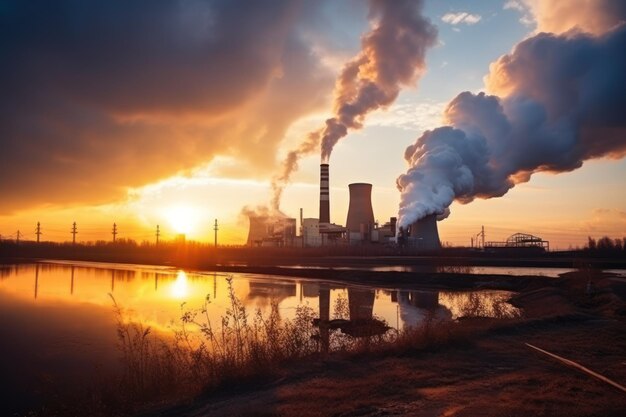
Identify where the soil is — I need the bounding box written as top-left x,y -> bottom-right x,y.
140,270 -> 626,417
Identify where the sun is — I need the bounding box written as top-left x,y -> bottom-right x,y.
164,205 -> 201,235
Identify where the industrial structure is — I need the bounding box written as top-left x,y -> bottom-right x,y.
408,214 -> 442,250
319,164 -> 330,225
346,183 -> 375,242
485,232 -> 549,252
246,214 -> 296,247
245,162 -> 439,249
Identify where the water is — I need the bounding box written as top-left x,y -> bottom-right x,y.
280,264 -> 626,278
0,261 -> 518,414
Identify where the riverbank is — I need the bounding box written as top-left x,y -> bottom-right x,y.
4,259 -> 625,416
142,319 -> 626,417
132,268 -> 626,417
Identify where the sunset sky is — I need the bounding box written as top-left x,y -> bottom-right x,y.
1,0 -> 625,249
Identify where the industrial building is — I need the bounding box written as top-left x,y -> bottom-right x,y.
407,214 -> 442,250
246,163 -> 441,249
246,215 -> 296,247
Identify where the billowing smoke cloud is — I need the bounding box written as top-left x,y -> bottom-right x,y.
320,0 -> 437,161
0,0 -> 336,213
518,0 -> 626,35
271,0 -> 436,210
397,22 -> 626,228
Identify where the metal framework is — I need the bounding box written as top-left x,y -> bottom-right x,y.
485,232 -> 549,251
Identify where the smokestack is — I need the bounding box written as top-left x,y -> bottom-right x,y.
346,183 -> 375,235
319,164 -> 330,224
409,214 -> 441,250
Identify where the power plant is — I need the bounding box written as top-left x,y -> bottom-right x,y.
346,183 -> 375,242
247,162 -> 439,249
319,164 -> 330,225
408,214 -> 441,250
246,214 -> 296,247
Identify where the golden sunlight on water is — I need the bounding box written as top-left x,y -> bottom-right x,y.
170,270 -> 190,299
0,261 -> 520,413
0,262 -> 519,336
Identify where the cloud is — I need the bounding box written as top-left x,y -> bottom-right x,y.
271,0 -> 437,210
503,0 -> 534,26
441,12 -> 482,26
0,0 -> 336,213
511,0 -> 626,35
397,19 -> 626,228
503,1 -> 526,13
366,101 -> 446,132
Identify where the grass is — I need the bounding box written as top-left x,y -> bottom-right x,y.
27,278 -> 523,416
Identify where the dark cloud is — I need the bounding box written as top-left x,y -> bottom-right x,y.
0,0 -> 333,212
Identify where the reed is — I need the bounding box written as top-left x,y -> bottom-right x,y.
104,279 -> 520,414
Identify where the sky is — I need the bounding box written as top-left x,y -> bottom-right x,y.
0,0 -> 625,249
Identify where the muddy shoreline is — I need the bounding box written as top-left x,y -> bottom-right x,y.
140,266 -> 626,417
2,258 -> 625,416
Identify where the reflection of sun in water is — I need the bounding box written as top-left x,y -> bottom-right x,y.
171,270 -> 189,299
164,205 -> 200,234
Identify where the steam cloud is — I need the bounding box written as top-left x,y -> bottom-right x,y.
397,23 -> 626,228
271,0 -> 436,210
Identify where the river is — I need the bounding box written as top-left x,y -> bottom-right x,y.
0,260 -> 519,414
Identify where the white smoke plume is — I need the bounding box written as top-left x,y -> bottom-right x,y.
397,22 -> 626,228
271,0 -> 437,210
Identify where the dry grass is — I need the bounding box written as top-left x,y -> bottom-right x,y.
27,279 -> 524,416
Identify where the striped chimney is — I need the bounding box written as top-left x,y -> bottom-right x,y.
319,164 -> 330,224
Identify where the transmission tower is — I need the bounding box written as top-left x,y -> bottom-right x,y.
481,225 -> 485,248
214,219 -> 219,247
71,222 -> 78,244
35,222 -> 42,243
112,223 -> 118,242
16,230 -> 21,244
156,225 -> 160,246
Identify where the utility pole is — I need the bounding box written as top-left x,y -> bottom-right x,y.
156,225 -> 160,246
213,219 -> 218,247
71,222 -> 78,244
112,223 -> 118,243
481,225 -> 485,248
16,230 -> 21,244
35,222 -> 42,243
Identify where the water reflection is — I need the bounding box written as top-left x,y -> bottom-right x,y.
170,270 -> 190,299
1,262 -> 520,333
0,261 -> 521,414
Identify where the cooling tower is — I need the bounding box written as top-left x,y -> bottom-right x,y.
346,183 -> 375,234
319,164 -> 330,224
409,214 -> 441,250
247,215 -> 268,246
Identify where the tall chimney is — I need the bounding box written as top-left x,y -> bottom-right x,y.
409,214 -> 441,250
346,183 -> 375,235
319,164 -> 330,224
